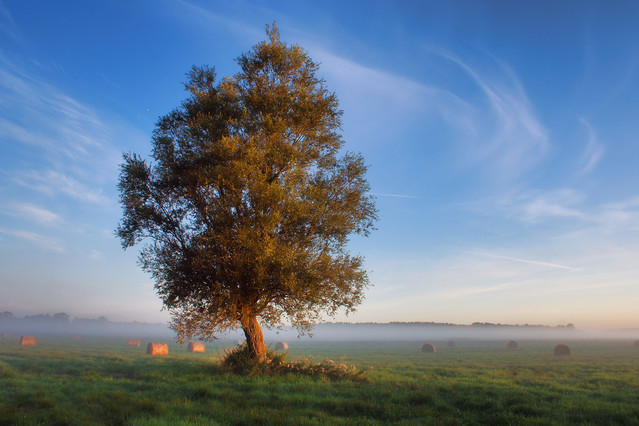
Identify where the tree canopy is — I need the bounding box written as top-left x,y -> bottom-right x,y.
117,24 -> 376,359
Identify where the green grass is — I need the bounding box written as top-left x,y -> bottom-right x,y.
1,337 -> 639,424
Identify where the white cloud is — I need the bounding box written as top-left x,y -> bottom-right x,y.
87,249 -> 104,260
4,202 -> 62,226
0,227 -> 65,252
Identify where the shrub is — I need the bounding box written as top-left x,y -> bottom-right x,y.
220,343 -> 368,381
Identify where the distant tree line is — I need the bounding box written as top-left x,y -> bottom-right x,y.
0,312 -> 171,338
325,321 -> 576,329
0,312 -> 109,324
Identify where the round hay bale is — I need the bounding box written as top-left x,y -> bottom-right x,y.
421,343 -> 436,353
447,340 -> 456,348
73,334 -> 82,341
553,344 -> 571,356
274,341 -> 288,351
633,340 -> 639,348
1,332 -> 10,338
147,342 -> 169,355
127,338 -> 141,347
506,340 -> 518,349
187,342 -> 205,353
20,336 -> 37,346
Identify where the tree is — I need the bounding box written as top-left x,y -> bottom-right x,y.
117,24 -> 377,360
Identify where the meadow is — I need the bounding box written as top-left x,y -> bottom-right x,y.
1,337 -> 639,425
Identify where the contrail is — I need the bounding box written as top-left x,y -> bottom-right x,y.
368,192 -> 425,199
469,252 -> 583,271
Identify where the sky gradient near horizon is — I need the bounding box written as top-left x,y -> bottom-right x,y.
1,0 -> 638,329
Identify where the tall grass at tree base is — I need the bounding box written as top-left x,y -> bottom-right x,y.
220,343 -> 369,381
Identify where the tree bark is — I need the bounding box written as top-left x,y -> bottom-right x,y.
240,312 -> 266,360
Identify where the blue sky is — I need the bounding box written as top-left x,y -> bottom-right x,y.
1,0 -> 638,329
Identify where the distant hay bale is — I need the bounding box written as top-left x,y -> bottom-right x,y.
73,334 -> 82,341
20,336 -> 37,346
275,341 -> 288,351
506,340 -> 519,349
1,332 -> 10,338
633,340 -> 639,348
421,343 -> 436,353
127,338 -> 141,347
147,342 -> 169,355
447,340 -> 456,348
553,344 -> 571,356
187,342 -> 205,353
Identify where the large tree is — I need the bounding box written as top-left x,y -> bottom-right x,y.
117,24 -> 376,360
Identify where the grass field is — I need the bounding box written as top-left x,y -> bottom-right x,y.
1,337 -> 639,425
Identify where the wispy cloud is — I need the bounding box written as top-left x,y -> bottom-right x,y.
574,117 -> 604,176
433,282 -> 516,299
0,1 -> 21,42
313,47 -> 548,182
434,50 -> 549,179
0,53 -> 120,207
13,170 -> 110,204
4,202 -> 62,226
467,251 -> 583,272
517,189 -> 585,223
178,0 -> 262,40
0,61 -> 110,161
479,188 -> 586,224
594,197 -> 639,233
0,227 -> 65,252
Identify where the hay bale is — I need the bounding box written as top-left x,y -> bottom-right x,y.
73,334 -> 82,341
506,340 -> 518,349
275,341 -> 288,351
20,336 -> 37,346
447,340 -> 456,348
1,332 -> 10,338
187,342 -> 205,353
127,338 -> 141,347
633,340 -> 639,348
553,344 -> 571,356
146,342 -> 169,355
421,343 -> 436,353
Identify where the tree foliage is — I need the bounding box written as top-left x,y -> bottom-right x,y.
117,24 -> 376,359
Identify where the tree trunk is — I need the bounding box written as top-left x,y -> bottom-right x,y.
240,312 -> 266,361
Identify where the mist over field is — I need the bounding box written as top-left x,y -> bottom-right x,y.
2,312 -> 637,343
258,323 -> 639,342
